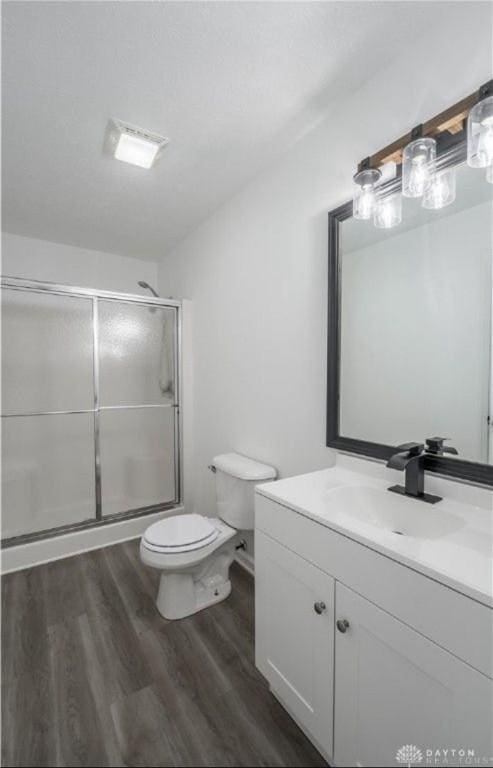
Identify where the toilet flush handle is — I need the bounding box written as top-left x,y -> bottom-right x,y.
208,464 -> 217,473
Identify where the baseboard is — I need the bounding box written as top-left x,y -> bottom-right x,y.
234,549 -> 254,576
1,506 -> 184,574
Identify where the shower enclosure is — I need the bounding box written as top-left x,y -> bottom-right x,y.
1,276 -> 181,546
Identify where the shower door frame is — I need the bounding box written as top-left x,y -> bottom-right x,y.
1,275 -> 183,547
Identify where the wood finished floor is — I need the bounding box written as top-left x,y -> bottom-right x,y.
1,540 -> 327,768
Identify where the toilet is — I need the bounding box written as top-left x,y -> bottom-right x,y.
140,452 -> 276,620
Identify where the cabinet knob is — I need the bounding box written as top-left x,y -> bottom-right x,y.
336,618 -> 350,633
314,601 -> 326,614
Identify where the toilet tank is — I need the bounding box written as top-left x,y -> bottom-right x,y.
212,453 -> 277,530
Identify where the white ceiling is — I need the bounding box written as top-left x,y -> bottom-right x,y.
1,1 -> 476,261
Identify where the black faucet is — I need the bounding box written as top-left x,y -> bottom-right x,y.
424,436 -> 459,457
386,438 -> 458,504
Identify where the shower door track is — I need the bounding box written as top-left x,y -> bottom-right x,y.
1,501 -> 180,549
1,276 -> 183,548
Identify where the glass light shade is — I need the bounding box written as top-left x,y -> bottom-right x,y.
353,168 -> 381,220
373,192 -> 402,229
422,166 -> 456,209
487,164 -> 493,184
114,132 -> 161,169
402,137 -> 436,198
467,95 -> 493,168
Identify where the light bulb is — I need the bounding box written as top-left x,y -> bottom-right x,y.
467,95 -> 493,168
422,167 -> 456,209
358,185 -> 374,218
353,167 -> 381,220
373,193 -> 402,229
408,155 -> 430,196
402,137 -> 436,198
477,121 -> 493,166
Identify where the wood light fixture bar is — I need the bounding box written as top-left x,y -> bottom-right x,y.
360,78 -> 493,171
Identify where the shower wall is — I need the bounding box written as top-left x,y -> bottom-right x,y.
2,232 -> 159,294
1,279 -> 181,544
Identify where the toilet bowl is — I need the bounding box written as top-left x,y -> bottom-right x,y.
140,453 -> 276,620
140,514 -> 238,619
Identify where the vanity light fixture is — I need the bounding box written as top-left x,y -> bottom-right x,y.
105,119 -> 169,169
402,131 -> 436,199
352,161 -> 381,219
351,79 -> 492,230
422,166 -> 456,209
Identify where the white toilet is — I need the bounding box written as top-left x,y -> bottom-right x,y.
140,452 -> 276,620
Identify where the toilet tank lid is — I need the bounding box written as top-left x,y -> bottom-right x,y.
213,453 -> 277,481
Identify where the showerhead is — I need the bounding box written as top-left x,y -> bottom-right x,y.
138,280 -> 159,298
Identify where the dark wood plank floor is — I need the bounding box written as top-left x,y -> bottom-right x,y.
2,540 -> 327,767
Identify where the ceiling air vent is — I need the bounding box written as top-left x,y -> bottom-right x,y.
105,118 -> 169,169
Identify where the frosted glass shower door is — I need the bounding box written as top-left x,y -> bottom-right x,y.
98,300 -> 177,516
1,289 -> 96,539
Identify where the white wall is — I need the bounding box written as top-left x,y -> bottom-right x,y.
2,232 -> 158,294
340,202 -> 492,463
158,8 -> 492,552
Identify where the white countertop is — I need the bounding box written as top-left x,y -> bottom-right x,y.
257,455 -> 493,607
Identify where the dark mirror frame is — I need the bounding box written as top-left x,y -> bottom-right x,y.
326,130 -> 493,487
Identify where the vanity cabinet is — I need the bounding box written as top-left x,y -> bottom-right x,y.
255,492 -> 493,767
334,583 -> 492,767
255,531 -> 334,759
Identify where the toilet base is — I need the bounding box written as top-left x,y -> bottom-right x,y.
156,572 -> 232,620
153,539 -> 237,620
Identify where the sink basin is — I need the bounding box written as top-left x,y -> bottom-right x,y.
325,484 -> 465,540
256,459 -> 492,605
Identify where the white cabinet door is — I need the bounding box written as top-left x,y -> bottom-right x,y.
255,530 -> 334,758
334,583 -> 493,768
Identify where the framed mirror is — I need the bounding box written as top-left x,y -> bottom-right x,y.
327,134 -> 493,486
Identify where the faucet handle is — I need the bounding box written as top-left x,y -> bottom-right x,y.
425,437 -> 458,456
396,442 -> 424,456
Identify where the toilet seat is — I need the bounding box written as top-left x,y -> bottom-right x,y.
142,513 -> 219,554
